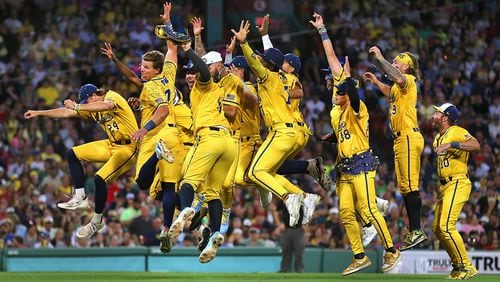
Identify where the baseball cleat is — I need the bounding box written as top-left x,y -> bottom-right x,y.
57,195 -> 90,210
155,139 -> 174,163
342,256 -> 372,276
362,225 -> 377,247
302,193 -> 321,225
199,231 -> 224,263
77,221 -> 104,239
168,207 -> 195,242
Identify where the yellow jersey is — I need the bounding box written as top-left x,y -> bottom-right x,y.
282,72 -> 306,124
433,125 -> 474,178
190,78 -> 230,133
139,61 -> 177,134
331,101 -> 370,159
241,43 -> 295,127
78,90 -> 138,143
389,73 -> 418,132
240,82 -> 260,137
219,73 -> 244,133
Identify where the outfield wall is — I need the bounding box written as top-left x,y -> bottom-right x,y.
1,248 -> 498,274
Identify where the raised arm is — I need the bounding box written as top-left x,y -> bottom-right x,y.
368,46 -> 406,88
232,20 -> 268,81
257,14 -> 273,50
343,57 -> 360,113
190,17 -> 207,56
224,36 -> 236,65
362,71 -> 391,97
101,42 -> 143,88
63,98 -> 115,112
24,108 -> 77,119
309,13 -> 342,77
161,2 -> 178,65
179,42 -> 211,83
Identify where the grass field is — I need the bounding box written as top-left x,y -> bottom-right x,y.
0,272 -> 498,282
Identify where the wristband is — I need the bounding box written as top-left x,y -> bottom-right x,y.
144,120 -> 157,131
450,142 -> 459,149
317,25 -> 327,33
74,103 -> 81,111
320,31 -> 329,41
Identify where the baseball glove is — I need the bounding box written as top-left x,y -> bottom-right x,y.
154,24 -> 191,44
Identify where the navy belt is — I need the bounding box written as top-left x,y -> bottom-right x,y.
392,128 -> 419,139
167,123 -> 176,127
296,122 -> 305,126
114,140 -> 131,145
209,126 -> 221,131
183,142 -> 193,146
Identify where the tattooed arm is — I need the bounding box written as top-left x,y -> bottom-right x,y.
190,17 -> 207,56
368,46 -> 406,88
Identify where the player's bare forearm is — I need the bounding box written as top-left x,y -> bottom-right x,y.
112,57 -> 143,88
223,104 -> 237,122
194,35 -> 206,56
455,138 -> 480,152
322,39 -> 343,77
165,40 -> 178,65
379,59 -> 406,87
244,91 -> 259,109
79,101 -> 115,112
374,79 -> 391,97
152,104 -> 169,125
25,108 -> 76,119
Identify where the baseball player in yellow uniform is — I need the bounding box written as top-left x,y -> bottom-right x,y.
311,12 -> 389,247
24,84 -> 138,238
98,2 -> 184,253
431,103 -> 479,280
169,42 -> 236,264
363,46 -> 426,250
232,21 -> 308,227
327,59 -> 400,275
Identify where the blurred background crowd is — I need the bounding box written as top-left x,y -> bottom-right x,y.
0,0 -> 498,252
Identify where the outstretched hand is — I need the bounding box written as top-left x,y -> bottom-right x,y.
368,46 -> 384,61
24,110 -> 38,119
100,42 -> 114,60
190,17 -> 204,36
256,14 -> 270,36
160,2 -> 172,23
309,12 -> 324,29
226,36 -> 236,54
231,20 -> 251,43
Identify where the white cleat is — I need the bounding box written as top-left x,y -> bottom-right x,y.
285,194 -> 304,227
362,224 -> 377,247
258,187 -> 273,208
57,194 -> 90,210
199,231 -> 225,263
77,221 -> 104,238
376,198 -> 390,216
220,208 -> 230,234
168,207 -> 195,242
308,157 -> 333,191
155,139 -> 175,163
302,193 -> 321,225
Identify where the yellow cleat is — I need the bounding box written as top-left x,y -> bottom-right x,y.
341,256 -> 372,276
381,250 -> 402,272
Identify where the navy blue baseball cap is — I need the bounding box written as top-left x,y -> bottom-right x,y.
78,84 -> 98,103
320,67 -> 333,79
334,80 -> 349,94
255,48 -> 284,69
284,53 -> 301,74
224,55 -> 248,69
433,103 -> 459,123
183,60 -> 196,71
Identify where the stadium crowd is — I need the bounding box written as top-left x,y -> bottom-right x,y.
0,0 -> 498,253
